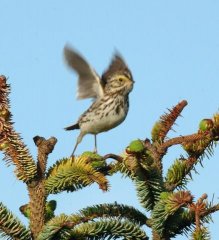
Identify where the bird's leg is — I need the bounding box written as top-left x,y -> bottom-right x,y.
94,134 -> 97,153
71,132 -> 84,157
71,142 -> 79,157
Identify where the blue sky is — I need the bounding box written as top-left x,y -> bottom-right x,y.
0,1 -> 219,239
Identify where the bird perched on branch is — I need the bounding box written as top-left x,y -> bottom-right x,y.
64,46 -> 134,156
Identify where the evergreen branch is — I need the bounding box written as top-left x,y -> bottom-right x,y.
144,139 -> 163,172
28,136 -> 57,239
152,191 -> 193,237
0,75 -> 37,182
37,214 -> 71,240
165,158 -> 189,189
135,172 -> 164,211
189,194 -> 208,233
165,191 -> 193,215
33,136 -> 57,177
38,213 -> 95,240
107,159 -> 133,177
45,157 -> 109,194
213,113 -> 219,139
104,150 -> 142,177
78,203 -> 149,227
165,208 -> 212,239
191,227 -> 210,240
38,204 -> 149,240
89,153 -> 124,176
130,132 -> 208,179
165,196 -> 219,238
201,203 -> 219,216
155,132 -> 209,170
103,153 -> 123,162
0,202 -> 31,240
165,155 -> 203,191
165,131 -> 216,191
122,153 -> 164,211
164,209 -> 195,238
159,132 -> 207,153
182,133 -> 213,157
69,219 -> 148,240
109,151 -> 164,211
151,100 -> 187,143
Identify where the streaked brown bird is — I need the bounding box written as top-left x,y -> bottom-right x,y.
64,46 -> 134,156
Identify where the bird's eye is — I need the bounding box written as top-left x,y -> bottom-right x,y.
119,78 -> 123,82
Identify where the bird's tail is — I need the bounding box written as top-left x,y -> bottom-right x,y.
64,123 -> 80,131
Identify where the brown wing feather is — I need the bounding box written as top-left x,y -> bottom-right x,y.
64,46 -> 104,99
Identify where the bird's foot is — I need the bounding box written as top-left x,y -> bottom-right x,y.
93,148 -> 98,154
70,151 -> 75,158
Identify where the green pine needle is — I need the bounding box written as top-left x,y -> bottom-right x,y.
70,219 -> 148,240
45,157 -> 109,194
0,202 -> 31,240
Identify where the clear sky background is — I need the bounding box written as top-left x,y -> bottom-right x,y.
0,1 -> 219,239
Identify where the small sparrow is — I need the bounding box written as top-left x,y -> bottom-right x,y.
64,46 -> 134,156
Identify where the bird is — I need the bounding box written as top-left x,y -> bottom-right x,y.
64,46 -> 134,156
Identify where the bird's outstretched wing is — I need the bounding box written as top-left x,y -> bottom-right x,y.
64,45 -> 104,100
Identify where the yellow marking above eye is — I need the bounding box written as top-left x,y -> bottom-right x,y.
117,75 -> 130,82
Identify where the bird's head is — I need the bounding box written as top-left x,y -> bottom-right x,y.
102,53 -> 134,95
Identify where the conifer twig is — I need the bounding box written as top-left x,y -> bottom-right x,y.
153,100 -> 188,142
0,75 -> 37,182
28,136 -> 57,240
103,153 -> 123,162
159,132 -> 208,153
